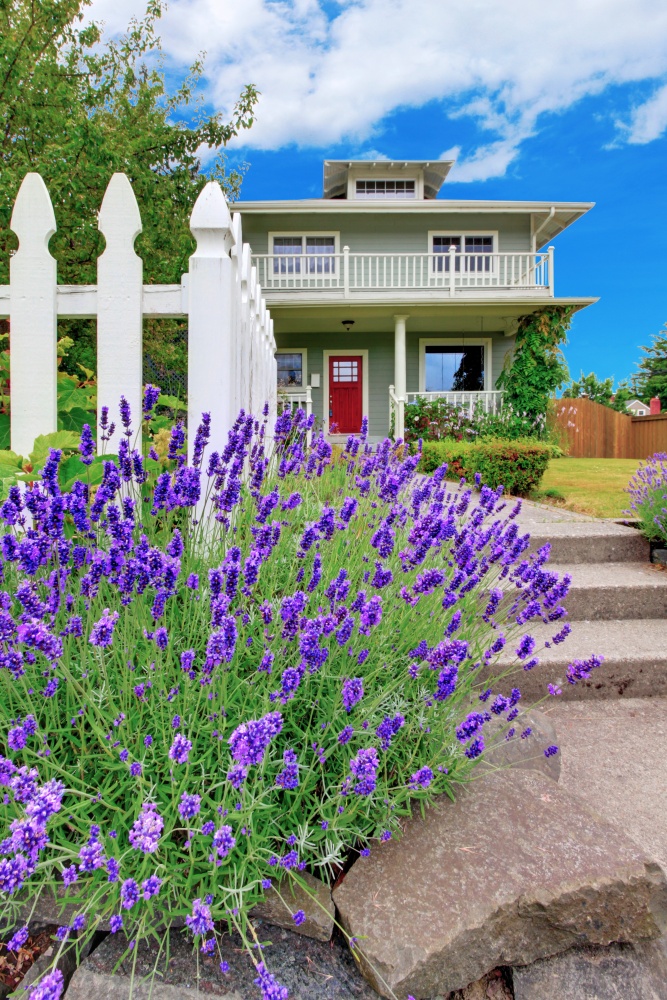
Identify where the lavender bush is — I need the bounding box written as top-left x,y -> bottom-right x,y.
626,452 -> 667,543
0,393 -> 594,999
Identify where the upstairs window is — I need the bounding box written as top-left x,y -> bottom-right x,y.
355,179 -> 416,199
272,235 -> 337,274
432,234 -> 495,272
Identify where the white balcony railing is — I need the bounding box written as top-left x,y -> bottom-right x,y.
252,247 -> 553,297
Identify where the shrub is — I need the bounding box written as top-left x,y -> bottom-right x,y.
626,452 -> 667,543
420,439 -> 552,495
0,399 -> 589,999
403,397 -> 476,443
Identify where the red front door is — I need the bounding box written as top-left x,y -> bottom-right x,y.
329,356 -> 363,434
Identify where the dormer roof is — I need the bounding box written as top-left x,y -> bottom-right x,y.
323,160 -> 454,200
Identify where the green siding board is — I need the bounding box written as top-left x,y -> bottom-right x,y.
240,211 -> 532,256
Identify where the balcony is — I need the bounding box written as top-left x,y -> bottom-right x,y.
251,247 -> 554,300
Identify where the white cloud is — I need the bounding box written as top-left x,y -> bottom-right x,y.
622,82 -> 667,143
88,0 -> 667,177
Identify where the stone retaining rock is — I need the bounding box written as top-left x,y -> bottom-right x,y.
250,870 -> 334,941
66,926 -> 380,1000
333,770 -> 667,999
512,935 -> 667,999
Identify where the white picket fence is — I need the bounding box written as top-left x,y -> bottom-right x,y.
0,173 -> 278,460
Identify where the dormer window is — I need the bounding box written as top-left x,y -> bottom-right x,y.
355,179 -> 416,200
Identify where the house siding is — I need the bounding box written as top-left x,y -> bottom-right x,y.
240,211 -> 532,257
276,329 -> 514,436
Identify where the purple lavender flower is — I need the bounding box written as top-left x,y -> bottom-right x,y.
544,745 -> 559,757
178,793 -> 202,820
62,865 -> 78,886
109,915 -> 123,934
346,747 -> 379,797
342,678 -> 364,713
169,734 -> 192,765
293,909 -> 306,926
142,874 -> 162,899
143,384 -> 161,418
337,725 -> 354,745
376,713 -> 405,751
186,898 -> 214,937
89,609 -> 120,648
79,424 -> 95,466
228,711 -> 283,767
129,802 -> 164,854
275,749 -> 299,790
211,825 -> 235,858
120,878 -> 140,909
26,968 -> 64,999
409,766 -> 434,789
6,924 -> 29,951
254,962 -> 289,1000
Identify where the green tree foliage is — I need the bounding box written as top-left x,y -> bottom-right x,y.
632,325 -> 667,409
496,306 -> 573,421
562,370 -> 615,406
0,0 -> 258,379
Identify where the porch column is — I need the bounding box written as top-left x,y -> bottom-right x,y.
394,314 -> 408,440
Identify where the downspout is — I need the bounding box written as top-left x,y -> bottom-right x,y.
532,206 -> 556,251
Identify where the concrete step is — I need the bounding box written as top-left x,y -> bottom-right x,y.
545,697 -> 667,872
494,619 -> 667,702
549,562 -> 667,620
526,521 -> 649,565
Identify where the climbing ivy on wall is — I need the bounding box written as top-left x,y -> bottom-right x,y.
497,306 -> 574,421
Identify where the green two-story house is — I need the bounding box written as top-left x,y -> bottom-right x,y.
236,159 -> 595,439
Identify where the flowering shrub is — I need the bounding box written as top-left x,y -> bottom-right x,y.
0,394 -> 590,999
419,439 -> 552,496
626,452 -> 667,543
403,397 -> 477,443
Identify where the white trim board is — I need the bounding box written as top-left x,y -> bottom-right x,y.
418,338 -> 492,393
268,232 -> 341,254
323,349 -> 369,435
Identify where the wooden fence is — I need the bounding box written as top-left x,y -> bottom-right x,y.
553,397 -> 667,459
0,173 -> 278,459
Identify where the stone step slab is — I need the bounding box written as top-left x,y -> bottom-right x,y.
548,562 -> 667,620
250,869 -> 334,941
332,770 -> 667,1000
526,522 -> 649,565
492,619 -> 667,702
512,936 -> 667,1000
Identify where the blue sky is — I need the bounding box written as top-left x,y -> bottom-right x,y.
90,0 -> 667,389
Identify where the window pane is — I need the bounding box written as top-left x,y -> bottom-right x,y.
277,353 -> 303,388
273,237 -> 302,275
464,236 -> 493,273
432,236 -> 461,272
355,179 -> 416,199
424,345 -> 484,392
306,236 -> 336,274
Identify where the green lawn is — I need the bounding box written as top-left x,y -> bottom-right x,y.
532,458 -> 639,519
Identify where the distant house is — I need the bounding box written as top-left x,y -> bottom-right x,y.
236,158 -> 596,438
626,399 -> 649,416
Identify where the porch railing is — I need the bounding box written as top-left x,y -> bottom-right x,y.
278,386 -> 313,418
252,247 -> 553,297
405,390 -> 504,417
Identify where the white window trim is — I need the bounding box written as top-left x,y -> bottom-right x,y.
269,232 -> 340,255
276,348 -> 308,390
323,349 -> 369,436
418,338 -> 492,393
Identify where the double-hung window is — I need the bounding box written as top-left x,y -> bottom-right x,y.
276,351 -> 305,388
272,235 -> 337,275
432,233 -> 495,273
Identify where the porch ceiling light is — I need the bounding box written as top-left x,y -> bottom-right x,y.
342,319 -> 355,330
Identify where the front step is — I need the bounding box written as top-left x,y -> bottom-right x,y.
550,562 -> 667,620
526,522 -> 648,564
493,620 -> 667,702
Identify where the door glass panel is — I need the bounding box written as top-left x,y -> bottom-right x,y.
424,345 -> 484,391
464,236 -> 493,272
306,237 -> 336,274
432,236 -> 461,272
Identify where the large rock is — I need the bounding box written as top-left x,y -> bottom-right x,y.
332,770 -> 667,999
512,935 -> 667,999
67,926 -> 380,1000
483,709 -> 561,782
250,870 -> 334,941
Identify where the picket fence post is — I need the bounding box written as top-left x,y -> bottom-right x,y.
97,174 -> 143,447
10,174 -> 58,457
187,182 -> 236,463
